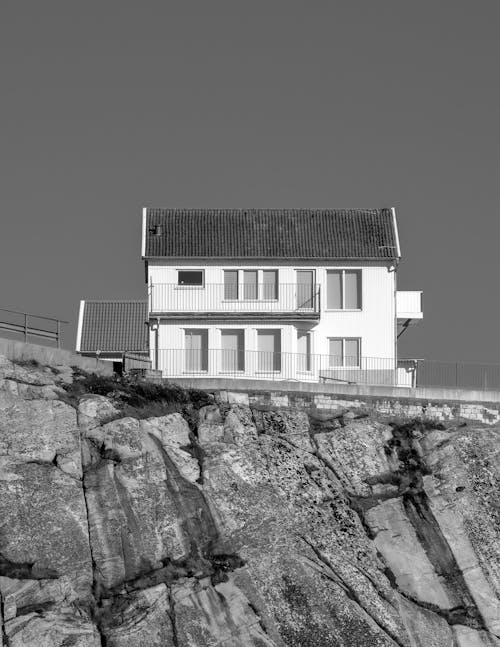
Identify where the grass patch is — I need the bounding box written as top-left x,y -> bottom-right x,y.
61,370 -> 213,423
10,358 -> 43,369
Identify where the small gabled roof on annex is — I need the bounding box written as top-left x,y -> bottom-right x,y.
142,208 -> 400,260
77,300 -> 148,353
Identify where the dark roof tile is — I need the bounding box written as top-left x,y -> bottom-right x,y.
143,208 -> 399,259
79,301 -> 148,353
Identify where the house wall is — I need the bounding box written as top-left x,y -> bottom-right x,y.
147,259 -> 396,378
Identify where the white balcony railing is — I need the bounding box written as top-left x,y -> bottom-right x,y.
396,291 -> 423,320
149,283 -> 320,316
153,348 -> 403,385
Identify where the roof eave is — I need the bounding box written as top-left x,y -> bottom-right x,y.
142,255 -> 398,262
75,300 -> 85,352
391,207 -> 402,259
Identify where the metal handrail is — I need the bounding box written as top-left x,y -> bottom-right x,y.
0,307 -> 69,324
0,307 -> 69,348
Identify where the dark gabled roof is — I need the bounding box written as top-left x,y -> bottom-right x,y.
143,208 -> 400,259
78,300 -> 148,353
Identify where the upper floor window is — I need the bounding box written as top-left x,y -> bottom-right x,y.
224,270 -> 278,300
326,270 -> 361,309
178,270 -> 204,286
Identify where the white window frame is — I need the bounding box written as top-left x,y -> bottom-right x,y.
222,269 -> 279,302
325,269 -> 362,310
176,269 -> 205,288
327,337 -> 361,368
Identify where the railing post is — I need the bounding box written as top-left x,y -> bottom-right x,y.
56,320 -> 61,348
24,313 -> 28,343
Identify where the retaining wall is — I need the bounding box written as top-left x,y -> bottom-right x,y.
173,377 -> 500,425
0,338 -> 114,375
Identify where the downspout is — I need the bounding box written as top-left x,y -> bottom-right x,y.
391,207 -> 401,382
148,318 -> 160,371
155,318 -> 159,371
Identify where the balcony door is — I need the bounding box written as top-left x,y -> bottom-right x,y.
257,330 -> 281,372
296,271 -> 314,309
221,330 -> 245,372
185,329 -> 208,372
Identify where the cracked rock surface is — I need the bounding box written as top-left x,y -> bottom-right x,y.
1,358 -> 500,645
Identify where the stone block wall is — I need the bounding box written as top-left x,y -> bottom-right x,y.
217,388 -> 500,425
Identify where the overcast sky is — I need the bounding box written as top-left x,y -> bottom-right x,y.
1,1 -> 498,362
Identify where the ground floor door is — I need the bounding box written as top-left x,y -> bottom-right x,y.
185,329 -> 208,372
221,330 -> 245,372
257,330 -> 281,372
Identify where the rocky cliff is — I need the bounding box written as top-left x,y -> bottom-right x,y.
1,355 -> 500,647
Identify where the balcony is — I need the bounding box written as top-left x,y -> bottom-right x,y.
149,283 -> 321,319
396,291 -> 423,323
151,348 -> 412,386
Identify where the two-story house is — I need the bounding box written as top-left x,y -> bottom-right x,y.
142,208 -> 422,385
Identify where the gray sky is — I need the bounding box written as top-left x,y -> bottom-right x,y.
1,1 -> 498,362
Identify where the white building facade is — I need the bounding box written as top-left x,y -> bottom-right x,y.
142,208 -> 422,386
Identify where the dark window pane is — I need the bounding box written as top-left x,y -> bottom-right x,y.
178,270 -> 203,286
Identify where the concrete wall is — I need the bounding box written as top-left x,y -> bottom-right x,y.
0,338 -> 114,375
172,376 -> 500,424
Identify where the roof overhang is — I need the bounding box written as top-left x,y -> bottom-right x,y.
142,256 -> 399,262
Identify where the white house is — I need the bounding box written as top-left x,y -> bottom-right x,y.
142,208 -> 422,386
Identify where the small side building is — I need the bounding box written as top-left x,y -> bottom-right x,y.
76,300 -> 149,374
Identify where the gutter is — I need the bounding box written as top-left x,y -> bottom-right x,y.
141,256 -> 399,262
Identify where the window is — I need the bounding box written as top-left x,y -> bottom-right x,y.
326,270 -> 361,309
297,332 -> 311,372
185,329 -> 208,371
178,270 -> 204,286
243,270 -> 258,300
220,330 -> 245,372
224,270 -> 238,300
223,270 -> 279,301
257,330 -> 281,372
328,338 -> 360,367
262,270 -> 278,300
296,271 -> 314,309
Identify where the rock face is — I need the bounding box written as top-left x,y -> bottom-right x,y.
1,358 -> 500,646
